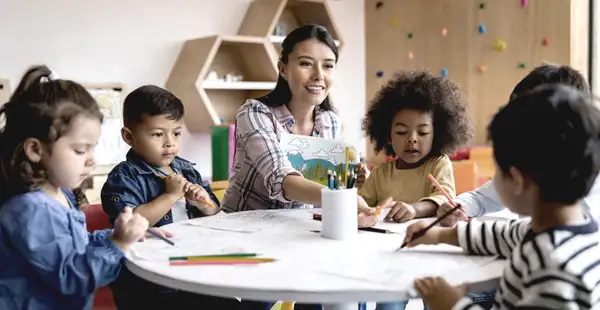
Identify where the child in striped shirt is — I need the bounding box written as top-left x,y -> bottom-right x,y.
404,84 -> 600,310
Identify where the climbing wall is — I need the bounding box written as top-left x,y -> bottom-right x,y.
365,0 -> 589,160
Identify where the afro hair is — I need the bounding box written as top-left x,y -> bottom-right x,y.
363,71 -> 475,157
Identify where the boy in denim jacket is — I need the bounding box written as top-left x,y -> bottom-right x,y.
101,85 -> 238,309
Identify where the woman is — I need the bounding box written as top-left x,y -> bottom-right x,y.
223,25 -> 382,310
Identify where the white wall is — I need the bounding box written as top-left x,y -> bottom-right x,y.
0,0 -> 366,178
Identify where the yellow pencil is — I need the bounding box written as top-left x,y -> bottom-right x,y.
344,147 -> 349,184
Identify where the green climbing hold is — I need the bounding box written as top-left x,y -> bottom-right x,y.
518,62 -> 526,69
479,3 -> 485,9
408,33 -> 414,39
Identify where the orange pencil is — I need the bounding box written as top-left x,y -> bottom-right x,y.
154,167 -> 215,208
427,174 -> 468,220
374,197 -> 392,216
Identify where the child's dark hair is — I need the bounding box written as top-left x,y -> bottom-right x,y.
123,85 -> 184,127
489,84 -> 600,204
363,71 -> 474,156
0,65 -> 103,205
255,24 -> 338,112
510,64 -> 589,100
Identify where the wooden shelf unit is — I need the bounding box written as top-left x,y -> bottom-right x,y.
166,0 -> 342,132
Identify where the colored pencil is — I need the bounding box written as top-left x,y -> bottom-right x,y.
169,253 -> 258,261
153,167 -> 215,208
344,147 -> 349,184
374,197 -> 392,216
169,258 -> 276,266
310,215 -> 391,234
427,174 -> 468,221
398,203 -> 464,250
146,228 -> 176,246
336,175 -> 341,190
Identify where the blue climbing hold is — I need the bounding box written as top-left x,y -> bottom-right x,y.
441,69 -> 448,77
478,24 -> 486,34
376,71 -> 384,78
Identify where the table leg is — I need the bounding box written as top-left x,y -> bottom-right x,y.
323,303 -> 357,310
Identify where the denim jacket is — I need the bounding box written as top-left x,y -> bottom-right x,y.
0,189 -> 124,310
101,149 -> 219,227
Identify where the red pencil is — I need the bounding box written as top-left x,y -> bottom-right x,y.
428,174 -> 468,221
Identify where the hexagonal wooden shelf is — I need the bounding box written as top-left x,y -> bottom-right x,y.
166,35 -> 278,132
238,0 -> 343,52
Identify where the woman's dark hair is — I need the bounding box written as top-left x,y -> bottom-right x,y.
0,65 -> 103,205
255,24 -> 338,111
363,71 -> 475,157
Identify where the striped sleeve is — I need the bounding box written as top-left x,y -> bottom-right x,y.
235,101 -> 301,203
456,218 -> 530,258
516,268 -> 592,309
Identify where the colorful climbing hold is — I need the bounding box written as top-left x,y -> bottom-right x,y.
376,1 -> 383,9
518,62 -> 526,69
477,65 -> 487,73
441,28 -> 448,36
391,16 -> 399,26
441,69 -> 448,77
542,38 -> 550,47
408,52 -> 414,60
478,24 -> 486,34
408,32 -> 414,39
479,2 -> 485,9
376,71 -> 384,78
494,39 -> 507,51
520,0 -> 528,7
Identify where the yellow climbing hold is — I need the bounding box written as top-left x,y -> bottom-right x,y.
494,39 -> 507,51
391,16 -> 399,26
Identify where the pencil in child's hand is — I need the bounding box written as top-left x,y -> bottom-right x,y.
374,197 -> 392,216
146,228 -> 176,246
427,174 -> 468,221
398,203 -> 463,250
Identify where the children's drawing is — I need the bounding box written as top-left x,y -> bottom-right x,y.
280,134 -> 359,186
87,88 -> 122,119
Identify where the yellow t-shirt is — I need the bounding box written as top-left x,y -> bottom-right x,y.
358,155 -> 455,208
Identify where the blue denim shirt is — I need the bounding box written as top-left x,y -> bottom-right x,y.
0,189 -> 124,310
101,149 -> 219,227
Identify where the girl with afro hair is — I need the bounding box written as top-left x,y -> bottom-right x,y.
360,70 -> 474,309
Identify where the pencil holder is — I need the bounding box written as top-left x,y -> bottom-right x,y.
321,187 -> 358,240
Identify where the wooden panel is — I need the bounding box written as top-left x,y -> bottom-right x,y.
365,0 -> 588,160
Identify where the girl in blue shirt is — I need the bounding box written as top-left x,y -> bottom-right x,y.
0,65 -> 150,310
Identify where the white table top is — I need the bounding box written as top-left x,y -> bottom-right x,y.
125,209 -> 505,303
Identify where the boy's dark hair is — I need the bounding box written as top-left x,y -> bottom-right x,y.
256,24 -> 338,112
510,64 -> 589,100
123,85 -> 184,127
0,65 -> 103,205
363,71 -> 474,156
489,84 -> 600,204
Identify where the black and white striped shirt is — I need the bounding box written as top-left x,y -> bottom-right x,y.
452,216 -> 600,310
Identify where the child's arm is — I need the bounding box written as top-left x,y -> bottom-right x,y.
101,173 -> 180,226
1,197 -> 125,296
417,156 -> 455,217
405,218 -> 529,258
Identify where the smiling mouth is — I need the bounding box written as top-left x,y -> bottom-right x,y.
305,85 -> 325,93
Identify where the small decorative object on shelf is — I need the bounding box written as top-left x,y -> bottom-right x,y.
274,22 -> 287,36
206,71 -> 219,81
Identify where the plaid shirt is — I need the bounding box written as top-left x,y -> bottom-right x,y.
221,99 -> 342,213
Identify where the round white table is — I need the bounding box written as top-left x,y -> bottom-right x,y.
125,209 -> 505,310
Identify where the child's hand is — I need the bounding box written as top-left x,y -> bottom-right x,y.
438,202 -> 467,227
403,220 -> 442,247
357,196 -> 376,227
164,174 -> 187,200
414,277 -> 467,310
355,163 -> 370,188
385,201 -> 416,222
112,208 -> 149,251
139,227 -> 174,242
185,183 -> 219,215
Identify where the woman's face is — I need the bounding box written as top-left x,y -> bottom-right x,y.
280,39 -> 337,107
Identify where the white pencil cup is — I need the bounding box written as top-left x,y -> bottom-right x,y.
321,187 -> 358,240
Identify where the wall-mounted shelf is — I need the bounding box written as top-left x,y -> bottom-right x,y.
166,35 -> 278,132
166,0 -> 343,133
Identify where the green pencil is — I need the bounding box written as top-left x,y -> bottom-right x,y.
169,253 -> 259,261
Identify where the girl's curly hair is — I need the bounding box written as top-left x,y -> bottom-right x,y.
363,71 -> 474,157
0,65 -> 103,206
